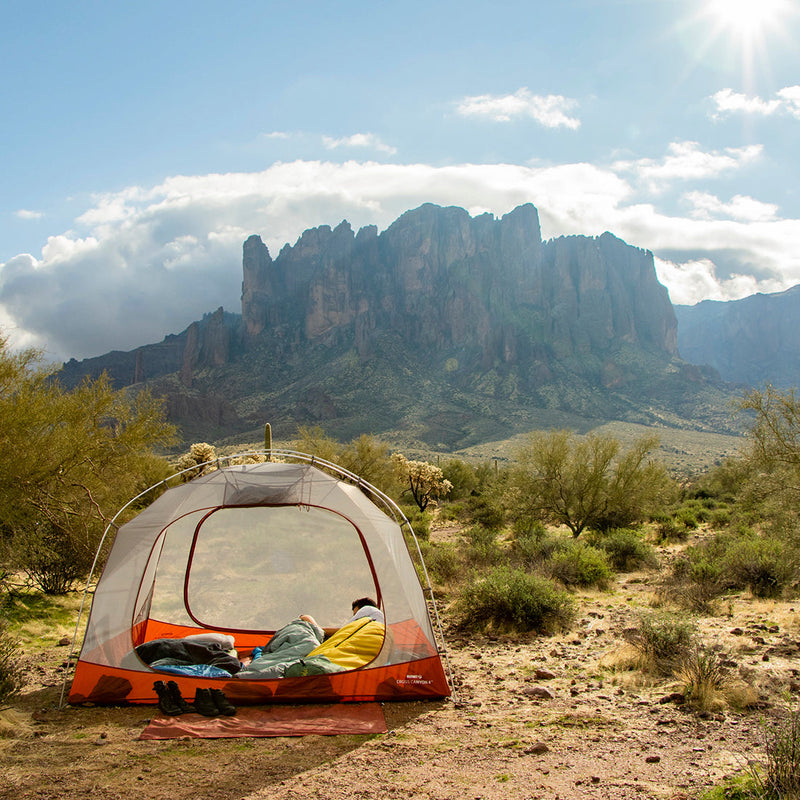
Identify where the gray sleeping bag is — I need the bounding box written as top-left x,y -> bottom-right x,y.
236,618 -> 324,679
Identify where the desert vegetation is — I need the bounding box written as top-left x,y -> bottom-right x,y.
5,349 -> 800,796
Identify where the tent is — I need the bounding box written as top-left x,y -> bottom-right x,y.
66,452 -> 453,706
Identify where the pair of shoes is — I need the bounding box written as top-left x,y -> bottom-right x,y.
153,680 -> 193,716
194,688 -> 236,717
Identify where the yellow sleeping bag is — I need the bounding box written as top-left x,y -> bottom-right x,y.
306,618 -> 385,670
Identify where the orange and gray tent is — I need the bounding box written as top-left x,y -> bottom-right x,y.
66,453 -> 453,706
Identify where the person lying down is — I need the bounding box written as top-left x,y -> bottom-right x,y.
236,597 -> 386,680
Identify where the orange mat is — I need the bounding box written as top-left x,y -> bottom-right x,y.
139,702 -> 387,739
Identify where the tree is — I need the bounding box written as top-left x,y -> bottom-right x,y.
294,426 -> 396,493
0,334 -> 175,592
391,453 -> 453,511
508,429 -> 668,537
738,385 -> 800,520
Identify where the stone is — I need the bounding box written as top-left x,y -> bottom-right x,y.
534,669 -> 556,680
526,742 -> 550,754
524,686 -> 556,700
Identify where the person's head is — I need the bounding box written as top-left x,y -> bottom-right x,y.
351,597 -> 378,614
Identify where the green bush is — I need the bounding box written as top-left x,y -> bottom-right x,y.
722,537 -> 795,598
454,566 -> 577,634
464,494 -> 506,530
437,503 -> 463,522
708,506 -> 731,527
0,619 -> 23,704
512,522 -> 561,564
757,705 -> 800,798
631,610 -> 696,676
653,517 -> 689,543
667,550 -> 726,611
587,528 -> 659,572
675,507 -> 700,530
418,540 -> 461,585
461,525 -> 503,567
400,505 -> 433,540
546,541 -> 614,589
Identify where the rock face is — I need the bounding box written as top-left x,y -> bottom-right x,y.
241,203 -> 677,367
60,203 -> 735,446
675,285 -> 800,388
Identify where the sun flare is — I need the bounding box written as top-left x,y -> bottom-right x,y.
705,0 -> 791,37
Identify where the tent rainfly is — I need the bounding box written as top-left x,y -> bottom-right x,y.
67,453 -> 453,706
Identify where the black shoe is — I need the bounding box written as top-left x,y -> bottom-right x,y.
210,688 -> 236,716
153,680 -> 182,716
193,688 -> 219,717
167,680 -> 194,714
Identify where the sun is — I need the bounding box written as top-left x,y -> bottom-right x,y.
705,0 -> 791,39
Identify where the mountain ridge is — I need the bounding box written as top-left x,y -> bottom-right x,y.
59,203 -> 743,447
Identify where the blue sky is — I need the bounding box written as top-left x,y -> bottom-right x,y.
2,0 -> 800,360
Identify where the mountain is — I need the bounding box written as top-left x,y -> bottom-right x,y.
59,203 -> 736,448
675,285 -> 800,389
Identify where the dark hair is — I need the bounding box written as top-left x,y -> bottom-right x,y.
351,597 -> 378,612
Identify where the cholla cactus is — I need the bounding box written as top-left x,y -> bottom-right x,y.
391,453 -> 453,511
176,442 -> 218,481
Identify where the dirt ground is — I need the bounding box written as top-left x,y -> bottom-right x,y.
2,537 -> 798,800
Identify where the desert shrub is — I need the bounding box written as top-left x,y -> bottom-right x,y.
418,540 -> 461,585
464,494 -> 506,530
437,503 -> 463,522
721,537 -> 795,598
441,459 -> 479,500
454,566 -> 577,634
512,522 -> 561,564
667,550 -> 726,612
461,525 -> 503,567
680,644 -> 727,712
587,528 -> 659,572
630,610 -> 696,676
15,522 -> 93,595
708,506 -> 732,527
546,541 -> 613,589
653,515 -> 690,543
675,507 -> 700,531
0,619 -> 23,704
756,705 -> 800,799
400,505 -> 433,541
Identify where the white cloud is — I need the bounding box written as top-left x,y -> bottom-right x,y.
613,141 -> 762,192
654,256 -> 784,306
683,191 -> 779,222
262,131 -> 291,139
1,158 -> 799,361
711,86 -> 800,119
14,209 -> 44,220
456,88 -> 580,129
321,133 -> 397,155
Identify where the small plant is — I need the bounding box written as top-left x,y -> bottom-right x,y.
454,566 -> 577,634
722,537 -> 795,599
751,705 -> 800,799
461,525 -> 503,567
680,644 -> 727,712
0,619 -> 23,705
418,540 -> 461,585
547,541 -> 614,589
587,528 -> 659,572
630,610 -> 696,676
401,505 -> 433,540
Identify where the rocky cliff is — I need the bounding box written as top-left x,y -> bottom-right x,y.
60,203 -> 734,447
241,203 -> 678,368
675,285 -> 800,388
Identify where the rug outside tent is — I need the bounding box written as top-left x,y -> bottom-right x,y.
139,702 -> 387,740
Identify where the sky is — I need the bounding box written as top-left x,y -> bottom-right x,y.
2,0 -> 800,362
